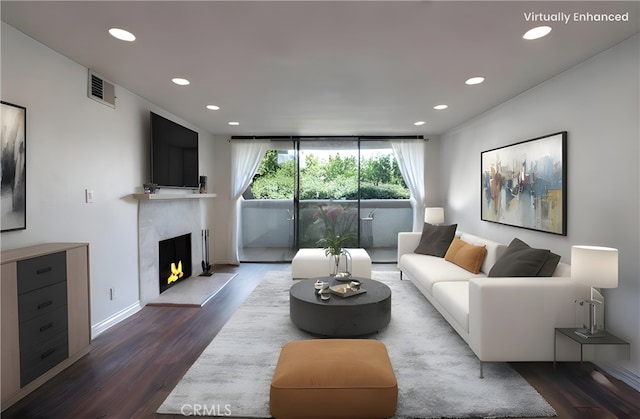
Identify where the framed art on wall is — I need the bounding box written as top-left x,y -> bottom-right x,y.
1,101 -> 27,232
481,131 -> 567,236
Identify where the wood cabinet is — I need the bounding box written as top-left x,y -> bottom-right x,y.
1,243 -> 91,410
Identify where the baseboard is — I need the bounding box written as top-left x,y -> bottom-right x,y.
212,258 -> 239,266
91,301 -> 142,339
597,362 -> 640,392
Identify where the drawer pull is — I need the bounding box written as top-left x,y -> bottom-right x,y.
37,301 -> 53,310
40,348 -> 56,359
36,267 -> 53,275
39,322 -> 54,332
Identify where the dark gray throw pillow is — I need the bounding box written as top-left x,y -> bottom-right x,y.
414,223 -> 457,258
537,251 -> 561,277
488,238 -> 554,277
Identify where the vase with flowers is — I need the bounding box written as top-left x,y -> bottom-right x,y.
314,204 -> 358,278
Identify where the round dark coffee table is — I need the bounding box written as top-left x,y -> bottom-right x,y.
289,277 -> 392,337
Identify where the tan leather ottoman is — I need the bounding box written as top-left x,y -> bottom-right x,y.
270,339 -> 398,419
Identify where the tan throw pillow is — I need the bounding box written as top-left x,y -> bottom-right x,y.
445,237 -> 487,274
444,236 -> 466,260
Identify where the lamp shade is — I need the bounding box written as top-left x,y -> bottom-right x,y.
571,245 -> 618,289
424,207 -> 444,224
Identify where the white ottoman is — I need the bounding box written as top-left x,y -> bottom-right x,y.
291,248 -> 372,279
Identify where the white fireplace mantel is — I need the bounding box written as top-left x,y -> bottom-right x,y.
130,193 -> 217,200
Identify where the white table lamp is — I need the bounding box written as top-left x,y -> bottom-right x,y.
571,245 -> 618,337
425,207 -> 444,225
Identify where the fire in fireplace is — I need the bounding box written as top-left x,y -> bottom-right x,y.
158,233 -> 192,294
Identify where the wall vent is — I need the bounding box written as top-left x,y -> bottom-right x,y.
88,70 -> 116,108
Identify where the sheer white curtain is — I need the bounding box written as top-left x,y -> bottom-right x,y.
230,140 -> 270,264
391,140 -> 426,231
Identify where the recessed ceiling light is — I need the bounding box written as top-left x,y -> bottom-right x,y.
108,28 -> 136,42
172,78 -> 190,86
523,26 -> 552,40
228,121 -> 240,126
465,77 -> 485,85
433,104 -> 448,110
414,121 -> 426,126
206,105 -> 220,111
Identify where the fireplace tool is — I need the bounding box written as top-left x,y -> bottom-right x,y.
200,228 -> 213,276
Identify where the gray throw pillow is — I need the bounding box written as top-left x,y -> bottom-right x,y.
488,238 -> 554,277
414,223 -> 457,258
537,252 -> 561,277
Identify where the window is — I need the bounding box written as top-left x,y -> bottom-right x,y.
240,139 -> 413,262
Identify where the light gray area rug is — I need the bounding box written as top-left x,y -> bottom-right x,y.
158,271 -> 555,418
147,273 -> 237,307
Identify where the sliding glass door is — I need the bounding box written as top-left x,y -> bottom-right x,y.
298,139 -> 359,252
239,138 -> 414,263
239,141 -> 296,262
359,141 -> 412,262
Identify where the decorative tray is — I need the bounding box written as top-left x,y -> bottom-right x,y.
329,284 -> 367,298
333,273 -> 353,282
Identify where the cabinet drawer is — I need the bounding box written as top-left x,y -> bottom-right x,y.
20,334 -> 68,387
19,305 -> 68,353
18,281 -> 67,323
17,252 -> 67,294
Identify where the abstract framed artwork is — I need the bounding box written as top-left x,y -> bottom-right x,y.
1,101 -> 27,232
481,131 -> 567,236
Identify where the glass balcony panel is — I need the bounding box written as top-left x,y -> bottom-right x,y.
240,199 -> 411,263
360,200 -> 412,262
299,200 -> 359,250
239,199 -> 295,262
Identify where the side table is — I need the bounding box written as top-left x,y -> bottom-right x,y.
554,328 -> 630,369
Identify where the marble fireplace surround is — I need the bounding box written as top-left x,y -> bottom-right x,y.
138,199 -> 203,305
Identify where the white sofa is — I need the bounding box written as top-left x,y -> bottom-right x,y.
397,231 -> 590,367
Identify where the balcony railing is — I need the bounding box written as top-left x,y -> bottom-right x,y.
239,199 -> 412,263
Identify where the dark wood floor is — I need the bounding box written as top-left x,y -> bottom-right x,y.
3,263 -> 639,418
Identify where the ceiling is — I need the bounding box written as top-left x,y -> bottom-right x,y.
2,1 -> 638,137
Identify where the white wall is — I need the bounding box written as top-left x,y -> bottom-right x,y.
1,23 -> 215,331
424,135 -> 444,210
440,34 -> 640,386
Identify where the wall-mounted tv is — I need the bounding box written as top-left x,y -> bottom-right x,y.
150,112 -> 199,188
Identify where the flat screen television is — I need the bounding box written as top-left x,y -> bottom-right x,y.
150,112 -> 199,188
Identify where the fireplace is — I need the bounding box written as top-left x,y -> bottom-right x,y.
137,198 -> 202,304
158,233 -> 192,294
